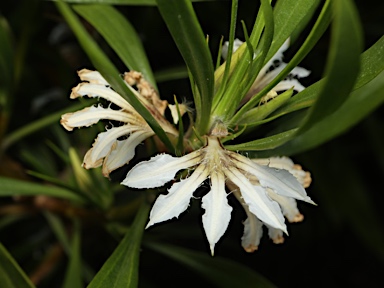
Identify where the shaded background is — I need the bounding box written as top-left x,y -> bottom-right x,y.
0,0 -> 383,287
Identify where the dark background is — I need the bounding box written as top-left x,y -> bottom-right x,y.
0,0 -> 383,287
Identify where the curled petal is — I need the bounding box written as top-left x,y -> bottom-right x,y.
78,69 -> 109,86
233,154 -> 314,204
221,38 -> 244,59
225,167 -> 287,232
83,125 -> 135,169
267,225 -> 285,244
274,79 -> 306,92
202,172 -> 232,255
242,214 -> 263,253
267,190 -> 304,223
121,150 -> 203,189
102,130 -> 154,177
254,157 -> 311,188
290,66 -> 311,78
60,105 -> 140,131
146,164 -> 210,228
71,83 -> 133,112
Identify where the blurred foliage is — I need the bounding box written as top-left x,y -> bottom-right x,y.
0,0 -> 383,287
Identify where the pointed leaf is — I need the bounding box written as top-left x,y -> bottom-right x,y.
155,0 -> 214,135
299,0 -> 363,132
87,201 -> 149,288
267,0 -> 321,62
56,1 -> 174,152
225,129 -> 297,151
0,177 -> 85,203
147,242 -> 276,288
0,243 -> 36,288
56,0 -> 212,5
63,220 -> 82,288
265,70 -> 384,156
74,5 -> 156,88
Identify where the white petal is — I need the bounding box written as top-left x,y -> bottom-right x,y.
228,183 -> 264,252
83,125 -> 134,169
233,155 -> 314,204
242,214 -> 263,253
266,225 -> 284,244
146,164 -> 209,228
102,130 -> 154,177
257,38 -> 289,80
221,39 -> 244,59
257,165 -> 314,203
290,66 -> 311,78
168,104 -> 180,124
225,167 -> 287,232
60,105 -> 140,131
71,83 -> 133,112
121,150 -> 203,189
78,69 -> 109,86
254,157 -> 311,188
274,79 -> 306,92
267,190 -> 304,223
201,172 -> 232,255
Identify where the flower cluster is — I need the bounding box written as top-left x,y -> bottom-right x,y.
61,69 -> 177,177
121,136 -> 313,254
61,38 -> 314,255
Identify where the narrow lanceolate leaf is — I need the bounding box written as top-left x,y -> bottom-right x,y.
269,35 -> 384,121
298,0 -> 363,133
55,0 -> 212,5
0,177 -> 85,203
225,129 -> 297,151
147,242 -> 276,288
63,220 -> 83,288
0,15 -> 14,113
56,1 -> 174,152
265,70 -> 384,156
267,0 -> 321,62
74,5 -> 156,89
156,0 -> 214,135
87,201 -> 150,288
0,243 -> 36,288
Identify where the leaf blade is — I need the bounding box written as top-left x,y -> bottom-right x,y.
87,201 -> 149,288
156,0 -> 214,135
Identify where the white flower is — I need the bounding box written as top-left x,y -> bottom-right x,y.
121,136 -> 314,255
222,38 -> 310,104
61,69 -> 177,177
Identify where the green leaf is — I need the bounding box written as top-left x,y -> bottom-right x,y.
156,0 -> 214,135
0,242 -> 36,288
63,220 -> 83,288
355,35 -> 384,89
214,0 -> 274,120
147,242 -> 276,288
44,212 -> 71,253
298,0 -> 363,132
54,0 -> 213,5
267,0 -> 321,62
56,1 -> 174,152
225,128 -> 297,151
237,88 -> 293,125
0,15 -> 14,113
264,70 -> 384,156
270,35 -> 384,121
74,5 -> 156,89
0,177 -> 85,203
154,66 -> 188,83
87,201 -> 149,288
1,101 -> 93,152
231,0 -> 331,123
